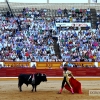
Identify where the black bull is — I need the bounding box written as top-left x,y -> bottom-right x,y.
18,73 -> 47,92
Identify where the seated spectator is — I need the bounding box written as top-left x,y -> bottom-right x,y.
86,8 -> 90,15
67,63 -> 73,67
32,64 -> 36,69
97,10 -> 100,17
57,8 -> 62,16
60,64 -> 63,69
80,9 -> 83,13
75,9 -> 79,14
63,8 -> 68,16
86,25 -> 90,30
71,7 -> 75,12
0,64 -> 2,68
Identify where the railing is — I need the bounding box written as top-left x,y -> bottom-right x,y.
1,2 -> 100,10
8,3 -> 100,10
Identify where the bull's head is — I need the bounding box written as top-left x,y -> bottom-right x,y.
35,73 -> 47,82
41,74 -> 47,82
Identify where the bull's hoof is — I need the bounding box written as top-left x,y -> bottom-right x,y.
20,90 -> 22,92
31,90 -> 33,92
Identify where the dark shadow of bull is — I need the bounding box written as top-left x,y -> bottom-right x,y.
18,73 -> 47,92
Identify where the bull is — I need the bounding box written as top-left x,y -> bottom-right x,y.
18,73 -> 47,92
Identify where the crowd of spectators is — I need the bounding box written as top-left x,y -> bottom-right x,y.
0,7 -> 100,62
56,7 -> 91,23
0,8 -> 58,62
57,28 -> 100,62
56,8 -> 100,62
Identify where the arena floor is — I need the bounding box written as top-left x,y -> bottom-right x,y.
0,78 -> 100,100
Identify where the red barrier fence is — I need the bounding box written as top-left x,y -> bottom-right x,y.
0,68 -> 100,77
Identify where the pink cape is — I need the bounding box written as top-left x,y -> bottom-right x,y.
64,77 -> 82,94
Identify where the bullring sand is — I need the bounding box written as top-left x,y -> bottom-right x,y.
0,78 -> 100,100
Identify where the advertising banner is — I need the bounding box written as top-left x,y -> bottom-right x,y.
56,23 -> 91,27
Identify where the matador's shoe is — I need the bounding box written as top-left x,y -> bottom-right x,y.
70,88 -> 74,94
57,91 -> 61,94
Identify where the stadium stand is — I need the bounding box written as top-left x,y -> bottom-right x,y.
0,1 -> 100,63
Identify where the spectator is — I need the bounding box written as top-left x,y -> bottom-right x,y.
57,8 -> 62,16
60,64 -> 63,69
86,8 -> 90,15
32,64 -> 36,69
0,64 -> 2,68
63,8 -> 68,16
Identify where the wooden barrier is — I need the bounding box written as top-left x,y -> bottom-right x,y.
98,62 -> 100,67
2,62 -> 96,69
0,68 -> 100,77
3,62 -> 30,67
66,62 -> 95,67
36,62 -> 63,69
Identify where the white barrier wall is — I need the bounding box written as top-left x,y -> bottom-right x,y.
1,0 -> 100,3
1,0 -> 88,3
49,0 -> 88,3
97,0 -> 100,3
0,0 -> 5,2
8,0 -> 47,3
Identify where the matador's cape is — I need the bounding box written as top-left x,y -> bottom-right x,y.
64,77 -> 82,94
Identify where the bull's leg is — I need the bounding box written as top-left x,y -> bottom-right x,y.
35,85 -> 37,92
31,80 -> 35,92
18,83 -> 23,92
31,85 -> 34,92
18,78 -> 23,92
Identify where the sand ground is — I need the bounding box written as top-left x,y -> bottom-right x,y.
0,79 -> 100,100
